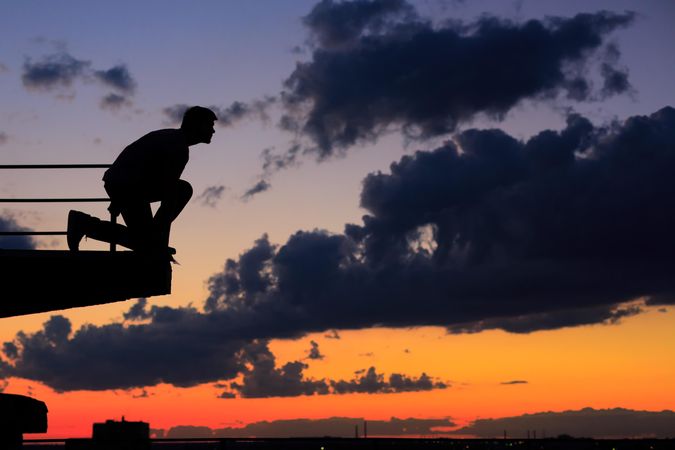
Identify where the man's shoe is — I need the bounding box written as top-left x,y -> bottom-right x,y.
67,210 -> 91,251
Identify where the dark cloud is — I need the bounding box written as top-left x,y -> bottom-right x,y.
447,304 -> 643,334
0,132 -> 8,145
0,63 -> 8,73
261,145 -> 302,175
215,97 -> 277,127
0,216 -> 37,250
241,145 -> 303,200
162,104 -> 190,124
599,42 -> 632,98
307,340 -> 324,360
4,108 -> 675,390
644,293 -> 675,306
224,340 -> 444,398
1,311 -> 249,391
21,52 -> 90,91
500,380 -> 528,385
100,93 -> 132,111
93,65 -> 136,94
252,3 -> 635,195
131,388 -> 152,398
218,391 -> 236,399
167,426 -> 214,439
122,298 -> 152,321
324,330 -> 341,339
241,179 -> 271,201
163,97 -> 276,128
227,340 -> 329,398
282,4 -> 634,158
204,235 -> 277,313
21,52 -> 137,109
163,416 -> 455,438
303,0 -> 417,50
1,309 -> 446,393
331,366 -> 446,394
3,342 -> 19,360
204,107 -> 675,336
457,407 -> 675,439
196,185 -> 227,208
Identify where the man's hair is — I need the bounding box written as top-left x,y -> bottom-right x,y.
181,106 -> 218,129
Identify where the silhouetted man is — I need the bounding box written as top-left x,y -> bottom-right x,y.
67,106 -> 217,254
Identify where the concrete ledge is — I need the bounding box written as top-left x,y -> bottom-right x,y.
0,250 -> 171,318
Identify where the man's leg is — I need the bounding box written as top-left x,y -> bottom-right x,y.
152,180 -> 193,248
119,201 -> 155,251
67,210 -> 136,251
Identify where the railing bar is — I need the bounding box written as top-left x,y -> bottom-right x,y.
0,198 -> 109,202
0,231 -> 67,235
0,164 -> 110,169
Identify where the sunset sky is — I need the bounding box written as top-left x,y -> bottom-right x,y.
1,0 -> 674,440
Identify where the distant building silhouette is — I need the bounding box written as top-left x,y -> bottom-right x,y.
66,417 -> 150,450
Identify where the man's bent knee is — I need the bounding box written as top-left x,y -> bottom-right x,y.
176,179 -> 193,201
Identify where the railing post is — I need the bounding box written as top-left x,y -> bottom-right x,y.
110,211 -> 117,252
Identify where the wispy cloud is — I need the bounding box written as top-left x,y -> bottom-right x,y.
163,97 -> 276,127
196,185 -> 227,208
240,179 -> 270,201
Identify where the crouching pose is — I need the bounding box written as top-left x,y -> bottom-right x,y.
67,106 -> 217,254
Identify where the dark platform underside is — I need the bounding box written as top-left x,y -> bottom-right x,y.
0,249 -> 171,318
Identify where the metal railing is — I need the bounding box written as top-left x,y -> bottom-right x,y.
0,164 -> 117,250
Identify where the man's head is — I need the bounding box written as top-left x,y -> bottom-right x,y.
181,106 -> 217,145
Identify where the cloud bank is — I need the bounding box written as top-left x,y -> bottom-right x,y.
156,408 -> 675,439
281,2 -> 634,158
2,309 -> 447,394
457,408 -> 675,439
207,107 -> 675,336
162,416 -> 455,438
3,107 -> 675,390
246,1 -> 636,198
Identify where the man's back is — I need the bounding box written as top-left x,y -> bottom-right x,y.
103,129 -> 189,198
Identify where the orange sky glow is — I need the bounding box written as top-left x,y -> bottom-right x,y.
9,307 -> 672,438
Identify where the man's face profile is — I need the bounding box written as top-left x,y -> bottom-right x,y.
196,120 -> 216,144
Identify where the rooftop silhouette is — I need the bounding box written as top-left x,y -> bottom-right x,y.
0,393 -> 47,450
